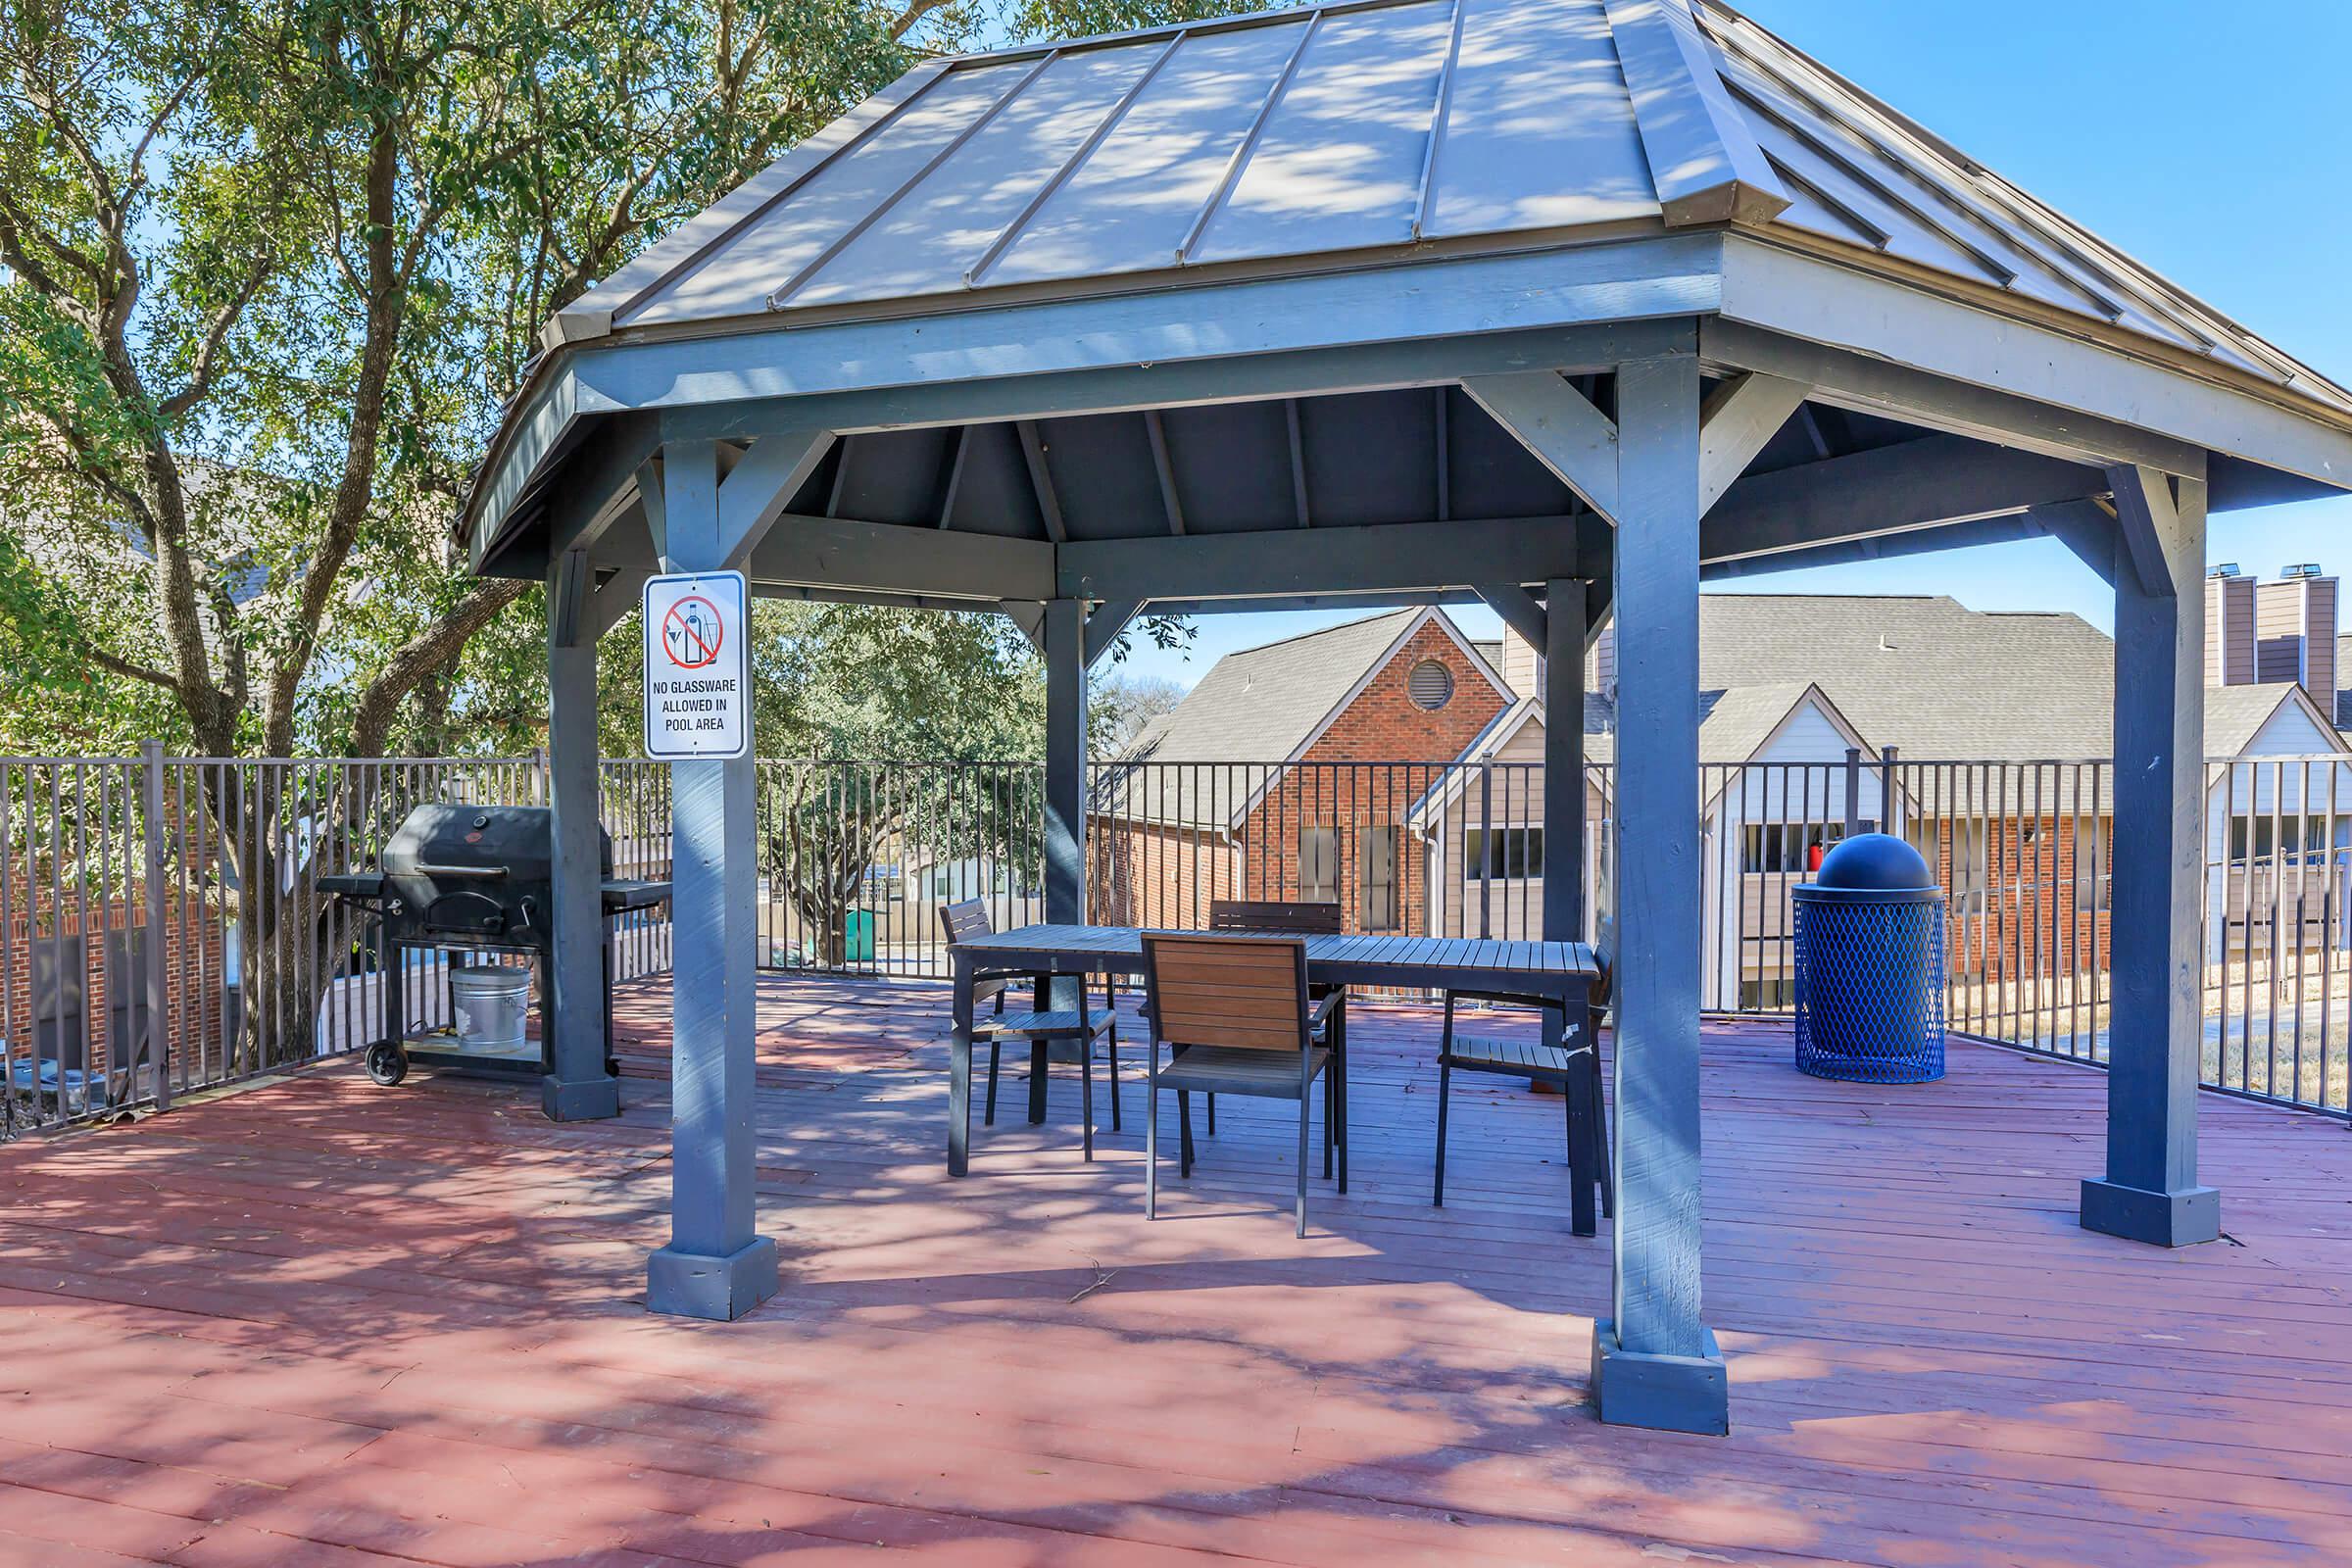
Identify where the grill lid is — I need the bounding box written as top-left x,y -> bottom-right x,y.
381,805 -> 612,886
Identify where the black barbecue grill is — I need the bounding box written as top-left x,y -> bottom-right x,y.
319,804 -> 669,1090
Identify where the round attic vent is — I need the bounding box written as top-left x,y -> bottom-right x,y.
1407,660 -> 1454,710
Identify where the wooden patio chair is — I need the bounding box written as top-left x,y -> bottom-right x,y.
1201,899 -> 1348,1187
938,899 -> 1121,1159
1140,933 -> 1341,1238
1432,918 -> 1614,1217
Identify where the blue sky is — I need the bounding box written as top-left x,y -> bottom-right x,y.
1113,0 -> 2352,690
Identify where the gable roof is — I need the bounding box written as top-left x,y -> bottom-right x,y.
559,0 -> 2351,435
1098,606 -> 1506,829
1686,595 -> 2114,760
2203,681 -> 2347,759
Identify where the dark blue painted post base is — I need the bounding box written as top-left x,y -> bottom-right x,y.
542,1075 -> 621,1121
2080,1177 -> 2219,1248
647,1236 -> 780,1321
1590,1319 -> 1728,1435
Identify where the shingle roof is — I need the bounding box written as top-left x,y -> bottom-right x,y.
1689,595 -> 2115,760
1096,609 -> 1440,829
564,0 -> 2350,426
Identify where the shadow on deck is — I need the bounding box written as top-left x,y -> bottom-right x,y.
0,972 -> 2347,1565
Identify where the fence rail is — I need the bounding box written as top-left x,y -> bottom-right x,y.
4,748 -> 2346,1138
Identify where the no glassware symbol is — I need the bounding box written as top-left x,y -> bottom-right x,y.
662,595 -> 724,668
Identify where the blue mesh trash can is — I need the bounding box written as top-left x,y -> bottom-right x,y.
1792,833 -> 1945,1083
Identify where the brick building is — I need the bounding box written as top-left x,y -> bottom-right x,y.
1101,593 -> 2352,1012
1090,610 -> 1511,933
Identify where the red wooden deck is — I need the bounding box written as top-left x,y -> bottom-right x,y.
1,975 -> 2348,1566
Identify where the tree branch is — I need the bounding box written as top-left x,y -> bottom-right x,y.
345,576 -> 532,758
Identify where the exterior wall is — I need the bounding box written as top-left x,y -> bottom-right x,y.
4,885 -> 228,1084
2207,573 -> 2256,687
1702,701 -> 1886,1006
1499,628 -> 1543,704
1425,710 -> 1606,941
1087,818 -> 1238,929
1923,812 -> 2111,983
2203,710 -> 2352,961
1235,617 -> 1510,938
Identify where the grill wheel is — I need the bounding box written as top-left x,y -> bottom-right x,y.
366,1041 -> 410,1087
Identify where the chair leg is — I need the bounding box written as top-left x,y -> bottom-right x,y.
1147,1073 -> 1158,1219
1326,1053 -> 1345,1175
1178,1090 -> 1194,1178
1295,1085 -> 1311,1239
984,1040 -> 1001,1126
1337,1045 -> 1348,1196
1334,1003 -> 1348,1152
1105,1024 -> 1123,1133
1080,1043 -> 1095,1162
1433,1056 -> 1452,1207
1206,1092 -> 1216,1136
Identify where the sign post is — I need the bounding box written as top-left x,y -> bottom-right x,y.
642,571 -> 751,760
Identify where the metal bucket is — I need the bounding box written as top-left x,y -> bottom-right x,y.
449,963 -> 532,1057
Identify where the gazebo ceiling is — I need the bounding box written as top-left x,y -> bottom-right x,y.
554,0 -> 2347,418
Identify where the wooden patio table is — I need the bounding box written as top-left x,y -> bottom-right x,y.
947,924 -> 1608,1234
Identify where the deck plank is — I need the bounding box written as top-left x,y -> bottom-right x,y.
0,973 -> 2347,1565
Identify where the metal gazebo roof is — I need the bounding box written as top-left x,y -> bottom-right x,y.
547,0 -> 2347,416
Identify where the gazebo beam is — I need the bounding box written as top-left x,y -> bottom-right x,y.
1458,373 -> 1620,518
1592,350 -> 1727,1435
1699,434 -> 2106,564
1060,514 -> 1605,601
2085,463 -> 2220,1248
544,548 -> 619,1124
1473,583 -> 1549,654
645,438 -> 781,1322
1697,500 -> 2118,581
1084,600 -> 1144,667
1696,371 -> 1809,514
740,514 -> 1053,602
1703,318 -> 2206,478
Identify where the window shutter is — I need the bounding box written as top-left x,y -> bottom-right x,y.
1358,826 -> 1397,929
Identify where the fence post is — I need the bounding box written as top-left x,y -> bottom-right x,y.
1880,746 -> 1899,835
141,740 -> 171,1113
1842,748 -> 1862,836
1477,753 -> 1494,941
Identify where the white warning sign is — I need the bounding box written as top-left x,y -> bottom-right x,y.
642,570 -> 750,760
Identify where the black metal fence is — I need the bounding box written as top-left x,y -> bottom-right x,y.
5,747 -> 2346,1138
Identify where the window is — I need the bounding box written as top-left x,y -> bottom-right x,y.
1741,820 -> 1874,874
1358,826 -> 1398,930
1407,660 -> 1454,710
1464,826 -> 1544,881
2228,812 -> 2344,865
1298,826 -> 1338,903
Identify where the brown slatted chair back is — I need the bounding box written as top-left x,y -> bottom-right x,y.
939,899 -> 1012,1005
939,899 -> 994,945
1141,934 -> 1309,1054
1207,899 -> 1343,935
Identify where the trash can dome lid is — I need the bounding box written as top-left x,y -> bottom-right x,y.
1815,832 -> 1933,891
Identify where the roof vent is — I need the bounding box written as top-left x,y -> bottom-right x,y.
2210,563 -> 2241,577
1407,660 -> 1454,710
2284,563 -> 2324,578
1877,633 -> 1896,652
